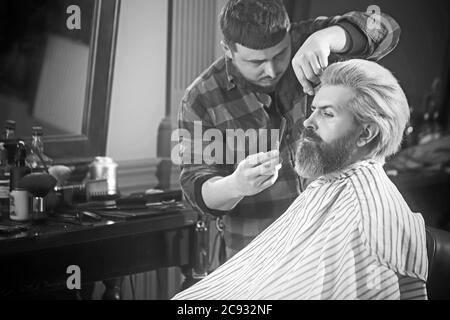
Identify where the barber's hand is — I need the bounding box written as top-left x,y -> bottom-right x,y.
230,150 -> 282,197
291,31 -> 330,96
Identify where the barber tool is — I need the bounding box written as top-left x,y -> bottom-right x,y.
90,201 -> 186,220
19,172 -> 57,220
0,224 -> 29,235
278,117 -> 287,150
88,157 -> 118,198
54,178 -> 119,203
80,210 -> 102,221
85,179 -> 117,201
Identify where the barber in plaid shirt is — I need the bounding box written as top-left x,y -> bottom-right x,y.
178,0 -> 401,259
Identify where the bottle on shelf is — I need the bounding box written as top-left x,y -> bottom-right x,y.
0,143 -> 11,219
2,120 -> 17,165
417,77 -> 443,145
2,120 -> 16,141
26,126 -> 53,171
403,105 -> 416,148
417,110 -> 434,145
10,141 -> 31,191
431,110 -> 443,141
193,216 -> 210,279
9,141 -> 31,222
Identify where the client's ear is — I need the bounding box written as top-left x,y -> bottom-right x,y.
220,40 -> 233,59
356,124 -> 379,148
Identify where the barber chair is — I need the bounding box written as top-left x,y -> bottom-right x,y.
426,226 -> 450,300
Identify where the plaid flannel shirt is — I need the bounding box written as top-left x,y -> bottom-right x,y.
178,11 -> 401,255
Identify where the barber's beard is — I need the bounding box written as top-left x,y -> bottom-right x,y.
229,59 -> 281,94
295,128 -> 358,179
233,70 -> 279,94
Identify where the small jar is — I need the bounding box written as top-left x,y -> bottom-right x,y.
88,157 -> 118,196
10,188 -> 31,221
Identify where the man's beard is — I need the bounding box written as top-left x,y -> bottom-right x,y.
295,128 -> 358,179
228,59 -> 284,94
233,69 -> 280,94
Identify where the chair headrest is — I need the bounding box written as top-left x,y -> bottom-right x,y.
426,226 -> 450,300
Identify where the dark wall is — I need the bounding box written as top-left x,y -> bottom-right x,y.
0,0 -> 94,103
285,0 -> 450,130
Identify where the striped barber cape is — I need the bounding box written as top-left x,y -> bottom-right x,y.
173,159 -> 428,300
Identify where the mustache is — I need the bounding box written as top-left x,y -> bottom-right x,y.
261,74 -> 282,81
301,128 -> 322,143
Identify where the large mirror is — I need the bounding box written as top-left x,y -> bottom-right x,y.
0,0 -> 120,164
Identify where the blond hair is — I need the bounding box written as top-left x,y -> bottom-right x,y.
320,59 -> 410,158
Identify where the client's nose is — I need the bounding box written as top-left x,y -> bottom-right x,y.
303,115 -> 317,131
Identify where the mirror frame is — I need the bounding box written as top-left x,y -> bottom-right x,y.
42,0 -> 121,165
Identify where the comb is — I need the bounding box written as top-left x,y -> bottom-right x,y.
86,179 -> 119,201
55,179 -> 119,202
278,117 -> 287,150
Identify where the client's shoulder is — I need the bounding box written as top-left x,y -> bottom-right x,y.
344,160 -> 428,281
345,159 -> 394,203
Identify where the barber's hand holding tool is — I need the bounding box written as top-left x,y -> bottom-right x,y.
291,28 -> 334,96
230,150 -> 282,197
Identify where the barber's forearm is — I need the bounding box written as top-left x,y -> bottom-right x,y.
314,25 -> 350,54
201,176 -> 244,211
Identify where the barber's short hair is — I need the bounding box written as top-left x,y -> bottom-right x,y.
219,0 -> 290,51
320,59 -> 410,158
